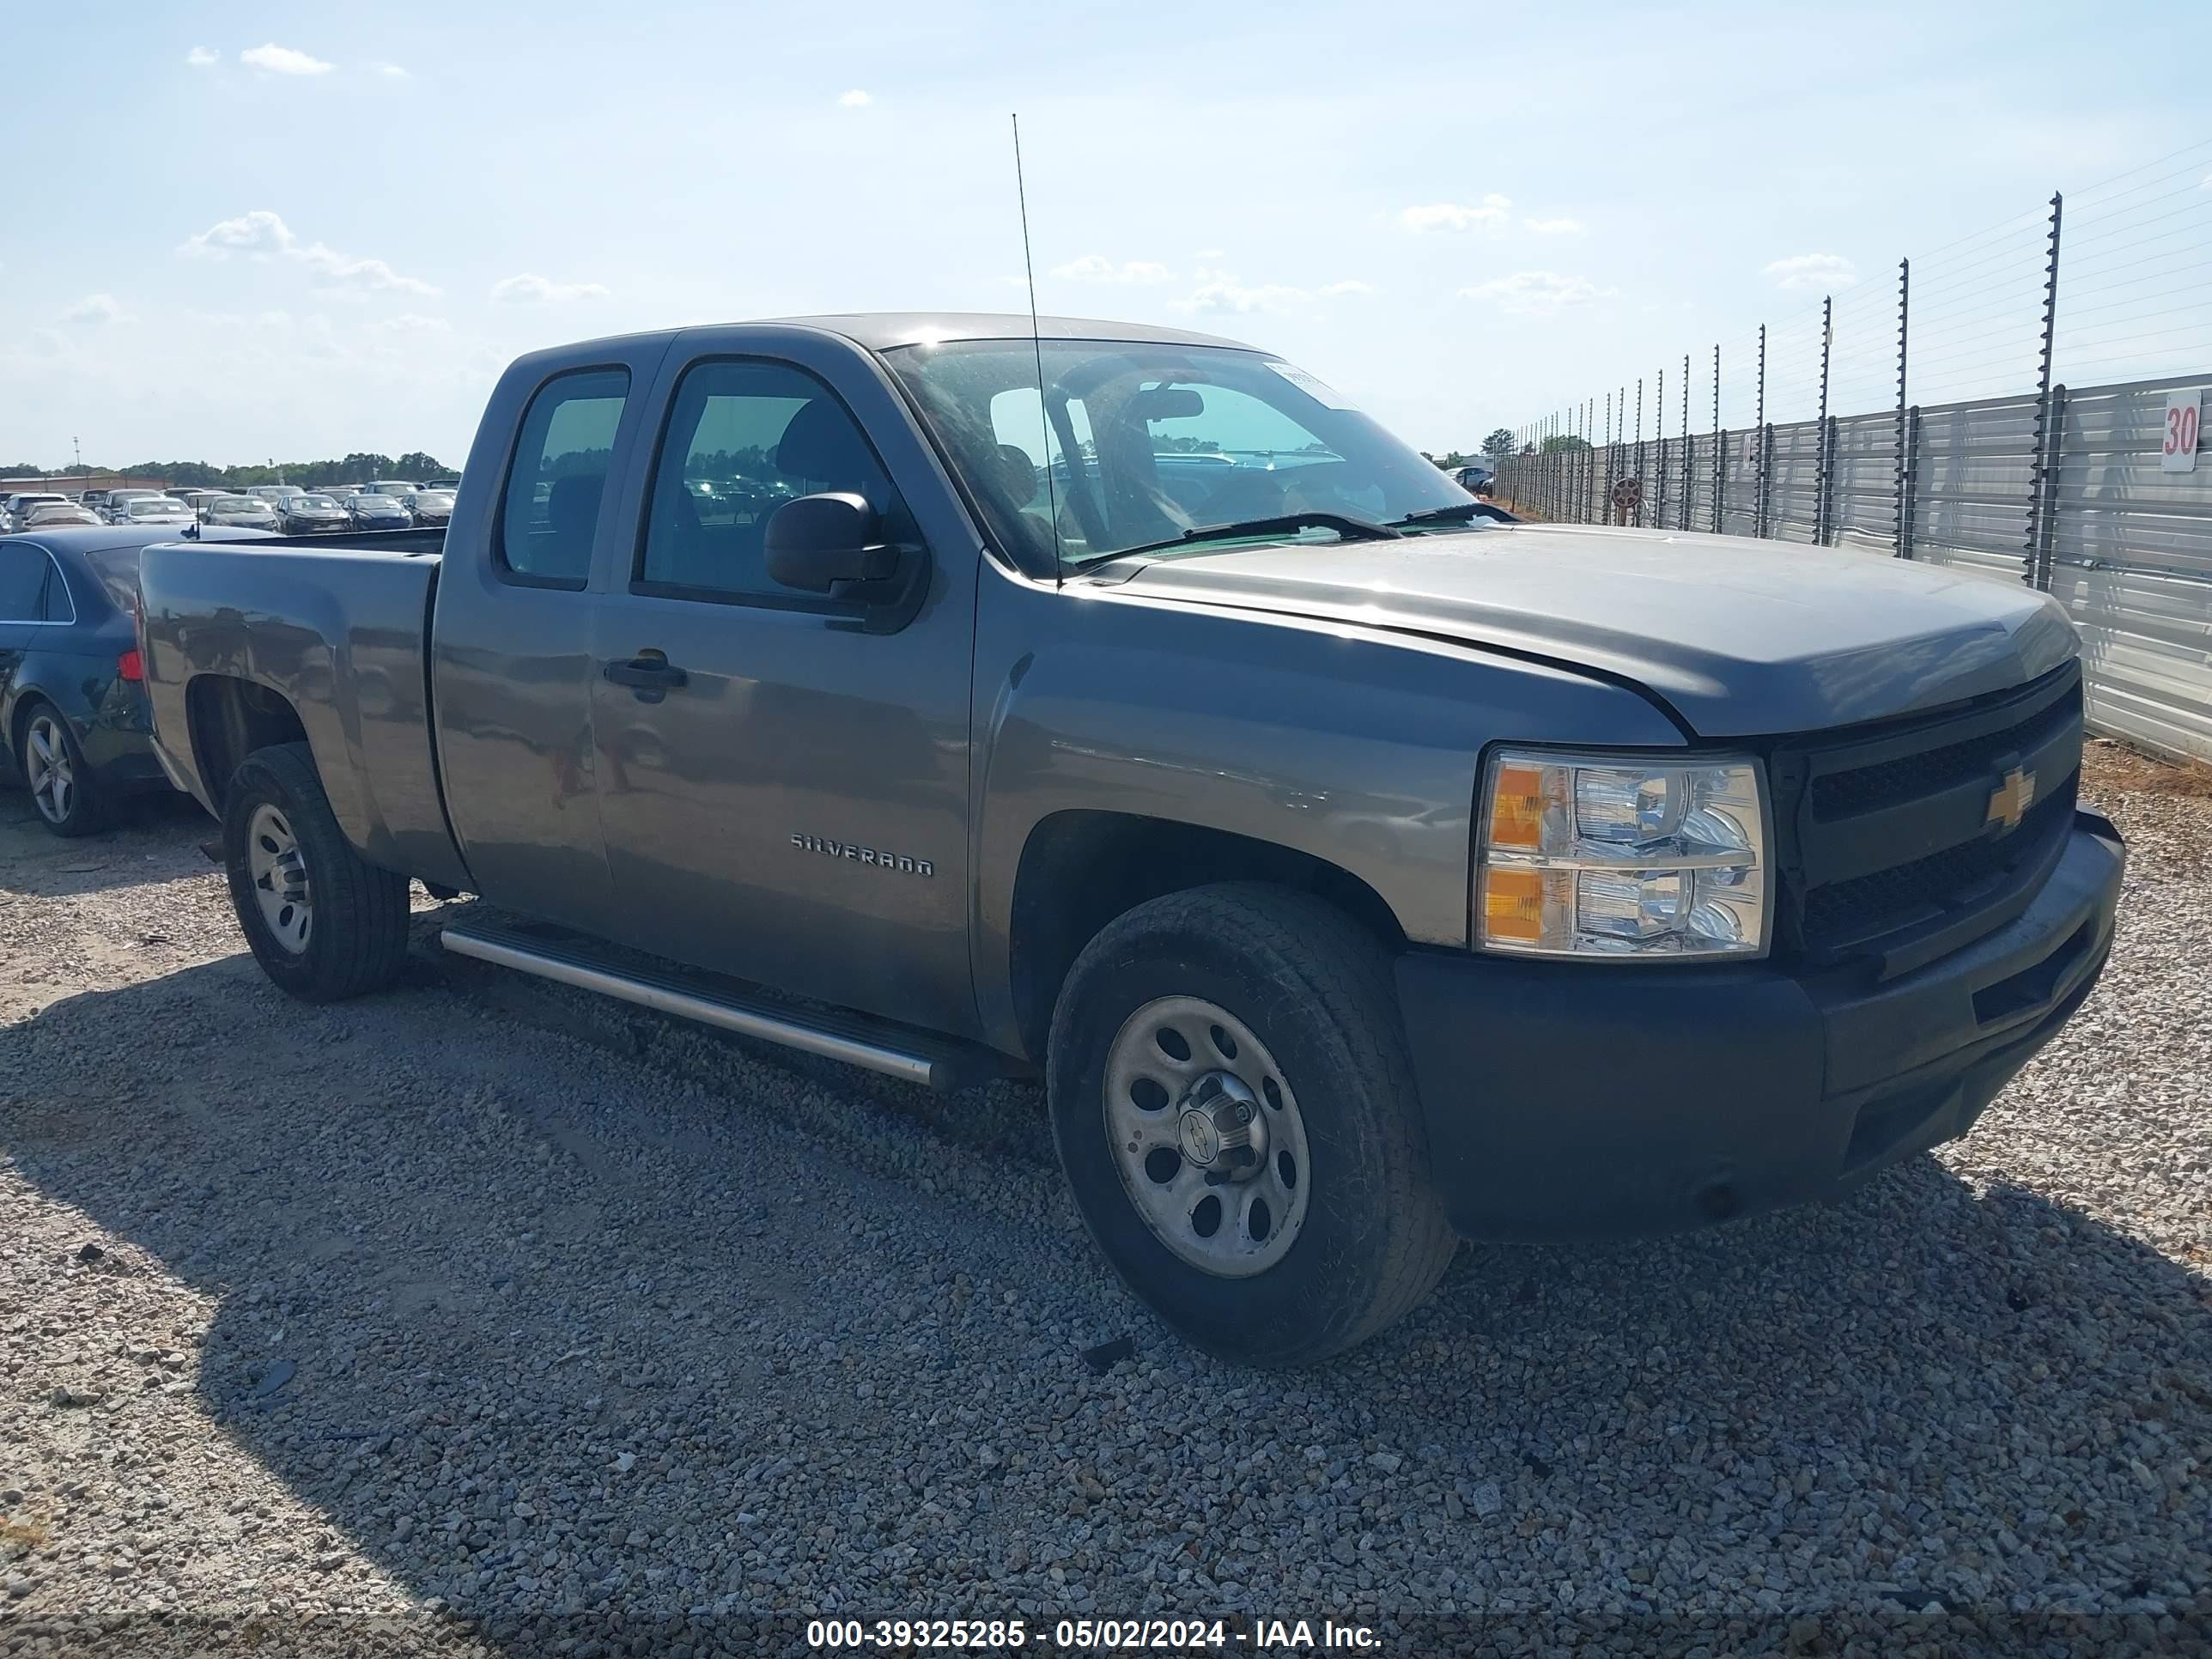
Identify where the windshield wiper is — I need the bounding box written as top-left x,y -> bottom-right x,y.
1108,511 -> 1403,562
1389,501 -> 1498,526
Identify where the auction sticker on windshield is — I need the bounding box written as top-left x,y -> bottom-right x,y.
1262,361 -> 1357,410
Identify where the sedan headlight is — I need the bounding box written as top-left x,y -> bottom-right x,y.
1477,749 -> 1771,960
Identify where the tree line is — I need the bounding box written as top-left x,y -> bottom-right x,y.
4,451 -> 453,488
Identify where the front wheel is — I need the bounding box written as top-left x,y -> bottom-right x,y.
222,742 -> 411,1001
1048,884 -> 1456,1366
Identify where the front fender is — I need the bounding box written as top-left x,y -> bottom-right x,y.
968,574 -> 1686,1055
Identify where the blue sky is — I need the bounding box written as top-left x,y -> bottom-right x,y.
1,0 -> 2203,468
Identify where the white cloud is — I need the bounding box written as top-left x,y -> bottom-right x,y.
1050,254 -> 1172,285
374,313 -> 453,334
185,46 -> 218,67
1318,279 -> 1375,297
1524,216 -> 1587,235
1458,270 -> 1615,316
180,210 -> 437,295
1763,252 -> 1859,291
368,61 -> 410,77
1194,247 -> 1224,259
1399,196 -> 1511,233
59,294 -> 131,327
837,88 -> 872,107
1172,268 -> 1307,316
240,43 -> 335,76
490,273 -> 612,303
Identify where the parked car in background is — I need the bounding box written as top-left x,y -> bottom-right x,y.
279,493 -> 352,535
365,479 -> 420,500
121,496 -> 198,529
200,495 -> 283,530
78,489 -> 113,517
23,502 -> 105,529
2,523 -> 271,835
2,494 -> 70,532
397,488 -> 456,527
422,477 -> 462,491
343,492 -> 412,531
101,489 -> 168,524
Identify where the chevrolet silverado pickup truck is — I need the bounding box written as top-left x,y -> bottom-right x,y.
137,313 -> 2125,1365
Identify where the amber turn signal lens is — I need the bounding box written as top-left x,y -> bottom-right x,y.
1487,763 -> 1546,850
1480,867 -> 1547,943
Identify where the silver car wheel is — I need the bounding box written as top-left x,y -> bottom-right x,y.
246,802 -> 313,954
1102,995 -> 1312,1279
24,714 -> 76,825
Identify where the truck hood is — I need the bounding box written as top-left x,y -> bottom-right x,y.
1111,522 -> 2079,738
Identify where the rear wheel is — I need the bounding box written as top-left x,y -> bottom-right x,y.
18,704 -> 106,838
222,742 -> 410,1001
1048,884 -> 1456,1366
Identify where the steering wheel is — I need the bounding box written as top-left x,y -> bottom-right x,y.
1192,460 -> 1368,524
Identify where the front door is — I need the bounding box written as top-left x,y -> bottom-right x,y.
588,353 -> 976,1036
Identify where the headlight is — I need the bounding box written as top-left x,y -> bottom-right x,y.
1477,749 -> 1770,960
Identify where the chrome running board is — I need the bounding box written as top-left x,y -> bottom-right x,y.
440,918 -> 994,1091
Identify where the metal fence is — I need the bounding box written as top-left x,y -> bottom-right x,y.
1491,145 -> 2212,763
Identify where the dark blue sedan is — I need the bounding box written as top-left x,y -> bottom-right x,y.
1,524 -> 270,836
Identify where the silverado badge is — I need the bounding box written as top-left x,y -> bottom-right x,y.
1985,767 -> 2036,832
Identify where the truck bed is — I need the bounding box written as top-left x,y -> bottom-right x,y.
138,534 -> 466,889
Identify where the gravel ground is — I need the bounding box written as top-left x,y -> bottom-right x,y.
1,758 -> 2207,1658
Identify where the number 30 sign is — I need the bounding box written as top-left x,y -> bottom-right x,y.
2162,389 -> 2205,473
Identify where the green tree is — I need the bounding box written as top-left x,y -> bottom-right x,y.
1480,428 -> 1515,463
1539,434 -> 1590,453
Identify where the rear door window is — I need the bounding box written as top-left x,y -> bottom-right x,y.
497,368 -> 631,586
0,544 -> 48,621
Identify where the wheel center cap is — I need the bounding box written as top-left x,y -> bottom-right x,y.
1176,1072 -> 1266,1176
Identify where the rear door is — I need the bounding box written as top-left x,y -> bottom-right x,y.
586,332 -> 981,1036
429,349 -> 660,935
0,542 -> 48,763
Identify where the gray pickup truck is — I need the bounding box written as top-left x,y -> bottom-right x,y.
137,313 -> 2124,1364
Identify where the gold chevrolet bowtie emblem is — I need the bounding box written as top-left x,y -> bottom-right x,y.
1986,767 -> 2036,832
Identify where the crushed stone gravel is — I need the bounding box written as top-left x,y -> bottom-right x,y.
0,765 -> 2206,1656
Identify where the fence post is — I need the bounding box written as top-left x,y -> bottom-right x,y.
1892,257 -> 1910,556
1899,405 -> 1921,561
1715,429 -> 1729,532
1711,344 -> 1723,532
2024,190 -> 2063,587
1634,378 -> 1645,526
2038,386 -> 2069,592
1814,295 -> 1833,544
1675,353 -> 1687,528
1655,367 -> 1668,528
1754,325 -> 1769,538
1822,415 -> 1839,546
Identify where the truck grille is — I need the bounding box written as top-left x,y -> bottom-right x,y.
1777,665 -> 2083,966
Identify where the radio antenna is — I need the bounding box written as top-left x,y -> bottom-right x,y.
1011,112 -> 1063,577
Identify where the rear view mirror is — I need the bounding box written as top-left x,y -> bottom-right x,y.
763,492 -> 899,593
1130,386 -> 1205,422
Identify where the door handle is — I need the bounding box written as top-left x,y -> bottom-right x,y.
602,657 -> 689,691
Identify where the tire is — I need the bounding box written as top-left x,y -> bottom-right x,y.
222,741 -> 410,1001
16,702 -> 107,838
1047,883 -> 1456,1366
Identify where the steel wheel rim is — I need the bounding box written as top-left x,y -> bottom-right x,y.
246,802 -> 313,954
25,715 -> 74,824
1102,995 -> 1312,1279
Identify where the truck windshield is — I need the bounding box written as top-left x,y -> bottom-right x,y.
884,338 -> 1474,571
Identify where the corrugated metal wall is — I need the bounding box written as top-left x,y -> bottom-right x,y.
1493,373 -> 2212,760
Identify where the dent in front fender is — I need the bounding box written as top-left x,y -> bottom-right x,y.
964,566 -> 1687,1057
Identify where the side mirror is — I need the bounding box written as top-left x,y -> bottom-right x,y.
763,492 -> 900,594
